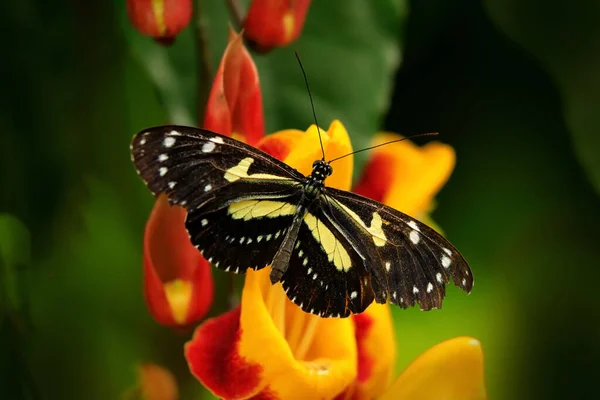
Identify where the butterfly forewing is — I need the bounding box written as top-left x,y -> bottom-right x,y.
131,126 -> 304,209
322,187 -> 473,311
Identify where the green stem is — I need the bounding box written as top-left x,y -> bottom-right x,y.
194,0 -> 213,127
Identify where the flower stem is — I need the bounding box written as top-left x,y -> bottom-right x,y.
194,0 -> 213,127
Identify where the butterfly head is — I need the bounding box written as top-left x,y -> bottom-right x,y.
310,160 -> 333,182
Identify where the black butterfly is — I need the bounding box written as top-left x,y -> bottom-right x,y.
131,126 -> 473,318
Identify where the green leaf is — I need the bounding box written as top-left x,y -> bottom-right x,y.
209,1 -> 406,154
122,1 -> 406,166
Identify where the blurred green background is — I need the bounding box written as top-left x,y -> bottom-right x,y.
1,0 -> 599,399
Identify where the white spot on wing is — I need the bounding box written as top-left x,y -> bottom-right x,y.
413,285 -> 419,294
168,130 -> 181,136
168,181 -> 176,189
201,219 -> 208,226
257,235 -> 263,242
408,220 -> 420,232
298,250 -> 304,257
313,273 -> 317,280
350,291 -> 358,299
443,248 -> 452,256
303,258 -> 308,266
409,230 -> 420,244
462,278 -> 467,286
427,282 -> 433,293
436,272 -> 443,283
139,138 -> 146,145
385,261 -> 391,272
204,184 -> 212,192
210,136 -> 224,144
307,268 -> 312,275
441,255 -> 451,269
163,137 -> 176,148
159,167 -> 168,176
158,154 -> 168,162
202,141 -> 216,153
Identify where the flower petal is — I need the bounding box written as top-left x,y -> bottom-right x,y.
353,133 -> 455,218
244,0 -> 312,52
204,28 -> 264,145
186,268 -> 358,399
381,337 -> 487,400
137,363 -> 179,400
143,194 -> 213,326
238,269 -> 357,399
258,120 -> 353,190
126,0 -> 192,43
185,307 -> 264,399
335,304 -> 396,400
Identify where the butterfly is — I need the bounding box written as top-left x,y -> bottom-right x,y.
131,126 -> 473,318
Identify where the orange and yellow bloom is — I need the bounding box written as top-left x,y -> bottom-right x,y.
126,0 -> 192,44
244,0 -> 312,53
185,121 -> 487,399
141,29 -> 265,327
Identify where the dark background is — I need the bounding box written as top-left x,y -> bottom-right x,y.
1,0 -> 599,399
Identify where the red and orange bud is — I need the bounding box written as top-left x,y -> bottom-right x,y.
126,0 -> 192,44
204,29 -> 265,145
244,0 -> 311,53
143,194 -> 213,327
136,363 -> 179,400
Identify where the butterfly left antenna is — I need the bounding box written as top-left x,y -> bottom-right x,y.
295,51 -> 325,161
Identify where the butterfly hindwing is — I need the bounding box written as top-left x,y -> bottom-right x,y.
186,193 -> 304,274
280,204 -> 374,318
322,188 -> 473,311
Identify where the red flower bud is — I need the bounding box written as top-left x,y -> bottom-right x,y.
127,0 -> 192,44
143,194 -> 213,326
204,28 -> 265,145
244,0 -> 311,53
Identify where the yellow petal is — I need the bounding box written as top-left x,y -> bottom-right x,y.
237,268 -> 357,398
282,120 -> 354,190
371,133 -> 455,218
381,337 -> 487,400
349,303 -> 396,399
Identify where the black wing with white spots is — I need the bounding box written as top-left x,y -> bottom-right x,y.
131,126 -> 305,274
280,203 -> 374,318
321,187 -> 473,311
131,125 -> 473,318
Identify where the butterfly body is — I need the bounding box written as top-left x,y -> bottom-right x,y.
131,126 -> 473,318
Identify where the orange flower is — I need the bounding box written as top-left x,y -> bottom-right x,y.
126,0 -> 192,44
130,363 -> 179,400
141,29 -> 264,327
353,132 -> 456,220
379,337 -> 487,400
184,121 -> 486,399
204,28 -> 265,146
143,194 -> 213,326
244,0 -> 312,53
